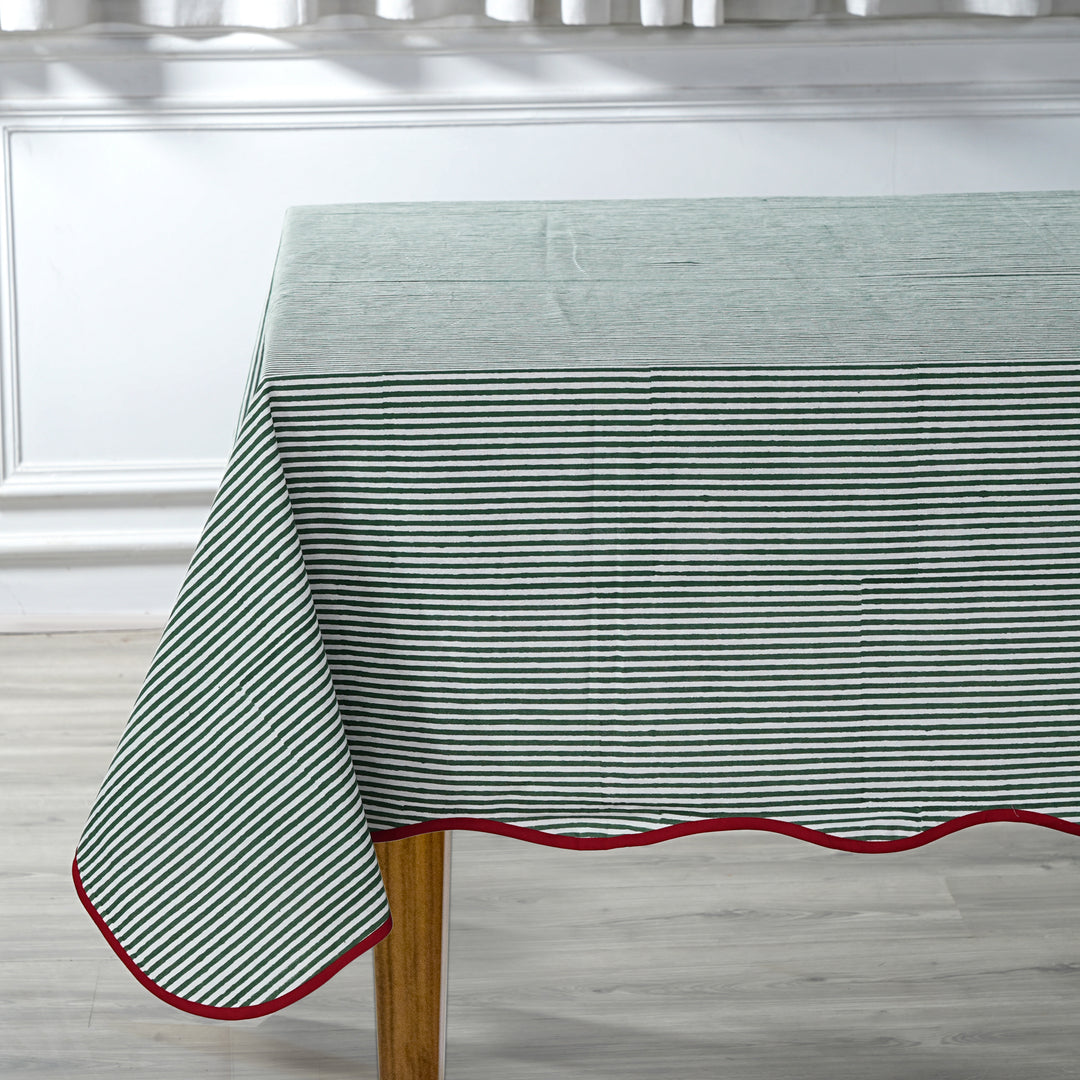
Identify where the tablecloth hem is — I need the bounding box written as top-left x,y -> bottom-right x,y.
369,809 -> 1080,853
71,856 -> 393,1020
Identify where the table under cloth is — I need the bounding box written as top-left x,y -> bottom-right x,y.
75,191 -> 1080,1019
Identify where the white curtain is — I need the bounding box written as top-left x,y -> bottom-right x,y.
0,0 -> 1072,29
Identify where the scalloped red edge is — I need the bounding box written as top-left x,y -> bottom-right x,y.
73,808 -> 1080,1019
370,807 -> 1080,852
71,857 -> 393,1020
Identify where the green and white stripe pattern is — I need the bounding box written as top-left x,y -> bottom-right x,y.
277,360 -> 1080,839
77,192 -> 1080,1011
76,386 -> 389,1012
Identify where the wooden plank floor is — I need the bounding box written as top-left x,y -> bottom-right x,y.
3,629 -> 1079,1079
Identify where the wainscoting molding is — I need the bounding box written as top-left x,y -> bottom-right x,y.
2,20 -> 1079,624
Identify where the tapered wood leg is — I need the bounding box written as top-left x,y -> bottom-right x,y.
373,832 -> 450,1080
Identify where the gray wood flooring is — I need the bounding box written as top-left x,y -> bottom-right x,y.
3,630 -> 1079,1079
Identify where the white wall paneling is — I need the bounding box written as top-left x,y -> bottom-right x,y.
2,22 -> 1080,626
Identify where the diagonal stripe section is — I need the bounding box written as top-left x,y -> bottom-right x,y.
74,386 -> 390,1014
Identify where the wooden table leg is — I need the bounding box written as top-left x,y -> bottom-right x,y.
373,832 -> 450,1080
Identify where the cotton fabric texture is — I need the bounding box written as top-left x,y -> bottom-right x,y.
75,192 -> 1080,1017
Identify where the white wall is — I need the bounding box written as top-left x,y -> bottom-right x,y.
3,20 -> 1080,627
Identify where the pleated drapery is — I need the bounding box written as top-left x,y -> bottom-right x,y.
0,0 -> 1074,29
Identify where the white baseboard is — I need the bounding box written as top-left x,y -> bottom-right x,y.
0,613 -> 167,634
0,561 -> 186,626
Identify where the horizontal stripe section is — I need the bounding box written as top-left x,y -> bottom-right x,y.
267,361 -> 1080,841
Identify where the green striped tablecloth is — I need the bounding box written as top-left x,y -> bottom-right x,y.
75,192 -> 1080,1018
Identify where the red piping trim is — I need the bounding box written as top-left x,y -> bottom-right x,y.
71,856 -> 392,1021
74,808 -> 1080,1018
370,808 -> 1080,853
